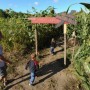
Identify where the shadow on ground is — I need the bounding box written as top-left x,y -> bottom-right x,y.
4,58 -> 70,90
34,58 -> 70,85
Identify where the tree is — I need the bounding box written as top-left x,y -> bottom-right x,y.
0,9 -> 8,18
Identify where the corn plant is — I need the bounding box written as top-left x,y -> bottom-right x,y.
67,9 -> 90,90
0,17 -> 34,53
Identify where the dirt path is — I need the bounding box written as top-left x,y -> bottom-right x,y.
4,47 -> 77,90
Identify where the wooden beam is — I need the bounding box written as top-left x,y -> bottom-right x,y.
35,25 -> 38,55
56,15 -> 76,25
64,24 -> 67,65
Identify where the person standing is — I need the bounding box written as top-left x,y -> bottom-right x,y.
25,53 -> 39,85
50,38 -> 56,55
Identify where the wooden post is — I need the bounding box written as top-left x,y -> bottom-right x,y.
64,23 -> 67,65
72,31 -> 76,61
35,25 -> 38,55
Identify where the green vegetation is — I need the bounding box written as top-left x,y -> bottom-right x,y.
67,5 -> 90,89
0,7 -> 61,54
0,4 -> 90,89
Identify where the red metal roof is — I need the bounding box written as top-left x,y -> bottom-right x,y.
28,17 -> 62,24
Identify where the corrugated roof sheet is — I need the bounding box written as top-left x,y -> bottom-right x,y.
28,17 -> 62,24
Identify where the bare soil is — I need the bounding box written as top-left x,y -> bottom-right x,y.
3,47 -> 80,90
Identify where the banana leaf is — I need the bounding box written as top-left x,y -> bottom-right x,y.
66,3 -> 78,14
66,2 -> 90,14
80,3 -> 90,10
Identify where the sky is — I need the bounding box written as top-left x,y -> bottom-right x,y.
0,0 -> 90,13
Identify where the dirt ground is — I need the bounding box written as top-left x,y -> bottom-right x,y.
3,47 -> 80,90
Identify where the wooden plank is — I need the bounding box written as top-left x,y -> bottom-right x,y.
64,24 -> 67,65
35,26 -> 38,55
61,13 -> 75,19
28,17 -> 61,24
56,15 -> 77,25
55,20 -> 64,28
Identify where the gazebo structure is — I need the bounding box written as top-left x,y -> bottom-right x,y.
28,15 -> 76,65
